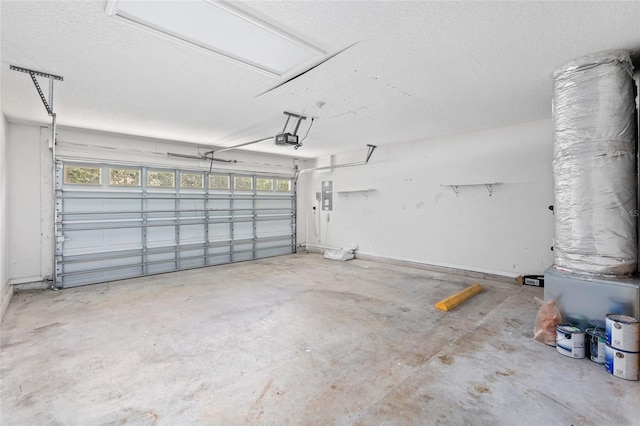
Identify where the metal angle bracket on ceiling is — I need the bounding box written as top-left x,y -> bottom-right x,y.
10,65 -> 63,116
281,111 -> 306,135
295,144 -> 377,180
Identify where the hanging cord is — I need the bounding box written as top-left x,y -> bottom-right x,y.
313,208 -> 319,238
294,118 -> 315,150
323,213 -> 329,247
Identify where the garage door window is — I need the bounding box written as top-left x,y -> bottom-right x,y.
109,168 -> 141,186
64,165 -> 102,185
256,177 -> 274,191
234,176 -> 253,191
209,174 -> 230,190
276,179 -> 292,192
180,172 -> 204,189
147,170 -> 175,188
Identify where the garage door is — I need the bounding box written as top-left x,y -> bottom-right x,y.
55,161 -> 296,288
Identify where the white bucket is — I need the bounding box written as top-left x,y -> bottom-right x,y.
606,314 -> 640,352
556,324 -> 585,358
605,344 -> 639,381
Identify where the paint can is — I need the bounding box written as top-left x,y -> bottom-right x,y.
605,344 -> 639,381
556,324 -> 585,358
606,314 -> 640,352
585,328 -> 607,364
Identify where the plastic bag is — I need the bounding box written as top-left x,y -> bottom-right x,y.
324,243 -> 358,261
533,296 -> 562,346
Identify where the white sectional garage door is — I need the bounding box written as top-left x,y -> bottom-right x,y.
55,161 -> 296,288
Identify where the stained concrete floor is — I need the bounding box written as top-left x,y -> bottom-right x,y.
1,253 -> 638,425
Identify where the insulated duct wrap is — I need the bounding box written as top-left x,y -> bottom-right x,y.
552,51 -> 637,275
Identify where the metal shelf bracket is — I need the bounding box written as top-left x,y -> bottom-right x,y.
441,182 -> 501,197
486,183 -> 494,196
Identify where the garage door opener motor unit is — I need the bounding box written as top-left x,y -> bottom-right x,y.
275,132 -> 299,147
275,111 -> 307,149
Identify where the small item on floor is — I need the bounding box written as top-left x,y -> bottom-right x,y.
605,345 -> 639,381
434,283 -> 483,312
556,324 -> 585,358
585,327 -> 607,364
515,275 -> 545,287
533,296 -> 562,346
324,243 -> 358,261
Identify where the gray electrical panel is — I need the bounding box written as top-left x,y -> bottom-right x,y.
322,181 -> 332,211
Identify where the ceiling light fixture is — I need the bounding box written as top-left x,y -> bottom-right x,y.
105,0 -> 326,78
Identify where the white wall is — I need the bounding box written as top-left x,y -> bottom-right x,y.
1,114 -> 11,321
7,123 -> 47,285
5,123 -> 307,285
300,119 -> 554,277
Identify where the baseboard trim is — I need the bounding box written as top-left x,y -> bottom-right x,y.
305,244 -> 514,284
1,280 -> 14,323
12,280 -> 50,291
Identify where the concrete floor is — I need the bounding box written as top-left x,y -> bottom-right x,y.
1,253 -> 638,425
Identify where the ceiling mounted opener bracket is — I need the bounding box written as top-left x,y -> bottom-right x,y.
10,65 -> 63,117
10,65 -> 64,149
279,111 -> 310,150
365,144 -> 377,163
282,111 -> 307,135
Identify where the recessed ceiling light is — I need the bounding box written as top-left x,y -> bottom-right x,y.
105,0 -> 326,78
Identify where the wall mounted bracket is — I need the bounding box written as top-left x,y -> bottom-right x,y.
441,182 -> 502,197
10,65 -> 63,116
296,144 -> 377,180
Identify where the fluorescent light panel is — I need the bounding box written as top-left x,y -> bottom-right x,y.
106,0 -> 325,77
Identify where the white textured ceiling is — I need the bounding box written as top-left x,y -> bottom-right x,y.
1,1 -> 639,159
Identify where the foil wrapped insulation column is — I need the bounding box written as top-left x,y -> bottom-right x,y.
552,51 -> 637,275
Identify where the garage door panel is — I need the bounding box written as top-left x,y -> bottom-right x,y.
146,263 -> 177,275
63,230 -> 105,252
180,200 -> 205,216
147,225 -> 176,247
256,219 -> 292,237
104,228 -> 143,249
147,198 -> 175,212
61,260 -> 143,287
256,247 -> 292,258
179,224 -> 205,244
232,244 -> 255,262
63,199 -> 97,213
233,222 -> 254,239
62,271 -> 110,288
208,223 -> 231,241
56,162 -> 295,288
179,249 -> 206,268
234,199 -> 253,209
146,252 -> 177,275
105,199 -> 140,212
